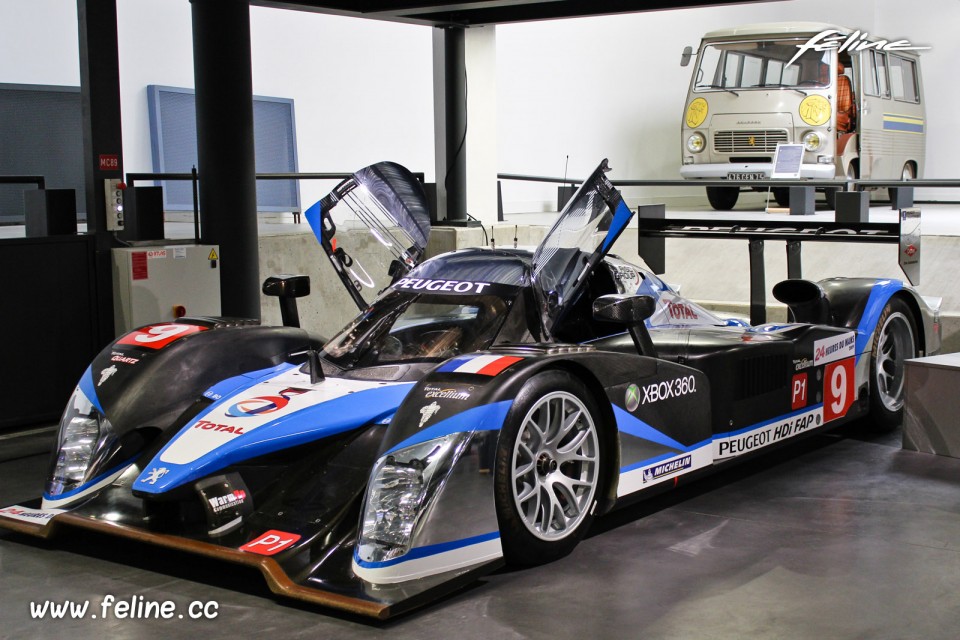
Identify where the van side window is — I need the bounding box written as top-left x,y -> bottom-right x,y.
890,55 -> 920,103
863,50 -> 891,98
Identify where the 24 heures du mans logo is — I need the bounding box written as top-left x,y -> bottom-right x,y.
787,29 -> 930,67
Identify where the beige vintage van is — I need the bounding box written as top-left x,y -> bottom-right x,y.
679,22 -> 925,209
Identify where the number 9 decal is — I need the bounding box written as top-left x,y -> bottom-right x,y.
117,323 -> 207,350
824,358 -> 855,422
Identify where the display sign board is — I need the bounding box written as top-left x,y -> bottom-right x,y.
771,143 -> 804,179
899,208 -> 921,286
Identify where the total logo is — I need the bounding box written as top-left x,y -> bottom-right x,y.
225,387 -> 309,418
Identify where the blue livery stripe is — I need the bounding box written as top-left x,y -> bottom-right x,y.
78,366 -> 103,415
619,440 -> 710,474
354,530 -> 500,569
42,457 -> 136,501
385,400 -> 512,454
304,200 -> 324,245
613,405 -> 691,452
601,200 -> 634,252
855,280 -> 903,363
714,403 -> 824,440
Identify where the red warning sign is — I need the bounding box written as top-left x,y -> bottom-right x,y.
132,251 -> 148,280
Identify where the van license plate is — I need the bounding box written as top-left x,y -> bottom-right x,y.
727,172 -> 765,180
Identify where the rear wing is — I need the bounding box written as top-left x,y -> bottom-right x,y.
637,208 -> 921,324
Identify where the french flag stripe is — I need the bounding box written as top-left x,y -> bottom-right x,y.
475,355 -> 523,376
437,355 -> 523,375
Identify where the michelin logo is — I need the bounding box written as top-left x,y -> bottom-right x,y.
813,332 -> 856,365
642,455 -> 692,484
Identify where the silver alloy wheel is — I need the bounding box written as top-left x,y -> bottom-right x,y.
511,391 -> 599,541
875,311 -> 916,412
902,163 -> 915,181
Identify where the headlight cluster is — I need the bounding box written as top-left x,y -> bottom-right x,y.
358,433 -> 469,563
686,132 -> 706,153
46,386 -> 114,498
802,130 -> 822,152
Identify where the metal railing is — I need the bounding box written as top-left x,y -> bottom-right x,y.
124,170 -> 427,242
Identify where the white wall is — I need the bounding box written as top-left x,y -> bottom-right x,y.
0,0 -> 956,214
496,0 -> 960,211
0,0 -> 435,212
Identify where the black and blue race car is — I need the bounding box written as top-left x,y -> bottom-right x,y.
0,160 -> 941,618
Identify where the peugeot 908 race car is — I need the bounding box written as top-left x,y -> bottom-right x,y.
0,160 -> 940,618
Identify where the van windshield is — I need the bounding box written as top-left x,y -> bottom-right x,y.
694,39 -> 832,91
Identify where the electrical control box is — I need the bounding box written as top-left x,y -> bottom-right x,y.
105,179 -> 125,231
112,244 -> 221,335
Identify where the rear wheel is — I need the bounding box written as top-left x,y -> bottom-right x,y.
868,298 -> 918,432
494,370 -> 604,566
706,186 -> 739,210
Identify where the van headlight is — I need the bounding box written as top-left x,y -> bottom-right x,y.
45,386 -> 115,498
686,132 -> 706,153
358,432 -> 470,563
802,131 -> 822,152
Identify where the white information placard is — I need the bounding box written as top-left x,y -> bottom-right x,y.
771,143 -> 804,179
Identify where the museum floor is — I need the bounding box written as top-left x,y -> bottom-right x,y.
3,421 -> 960,639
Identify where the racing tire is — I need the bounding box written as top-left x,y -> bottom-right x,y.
706,186 -> 739,210
868,297 -> 918,432
772,187 -> 790,208
494,370 -> 605,566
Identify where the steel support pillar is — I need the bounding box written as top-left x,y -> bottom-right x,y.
77,0 -> 124,343
191,0 -> 260,319
433,26 -> 467,223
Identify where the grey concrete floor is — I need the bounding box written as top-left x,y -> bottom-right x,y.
3,425 -> 960,639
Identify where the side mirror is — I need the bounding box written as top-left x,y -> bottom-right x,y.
592,294 -> 657,357
263,274 -> 310,328
680,45 -> 693,67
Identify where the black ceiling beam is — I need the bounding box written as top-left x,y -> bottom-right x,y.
252,0 -> 773,26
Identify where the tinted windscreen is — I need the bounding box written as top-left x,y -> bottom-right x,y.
322,291 -> 516,369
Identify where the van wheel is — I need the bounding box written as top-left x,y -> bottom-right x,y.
826,163 -> 857,209
706,186 -> 739,210
889,163 -> 915,202
772,187 -> 790,208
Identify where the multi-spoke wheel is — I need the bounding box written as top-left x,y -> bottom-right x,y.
869,298 -> 918,432
494,370 -> 605,565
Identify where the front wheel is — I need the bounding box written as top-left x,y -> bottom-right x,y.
868,298 -> 918,432
494,370 -> 605,566
706,186 -> 739,210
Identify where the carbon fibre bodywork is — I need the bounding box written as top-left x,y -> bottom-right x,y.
0,160 -> 941,618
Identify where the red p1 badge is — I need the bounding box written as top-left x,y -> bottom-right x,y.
791,373 -> 808,410
239,530 -> 301,556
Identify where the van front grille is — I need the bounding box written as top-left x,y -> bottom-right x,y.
714,130 -> 788,154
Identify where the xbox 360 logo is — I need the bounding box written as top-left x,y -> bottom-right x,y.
625,384 -> 641,412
